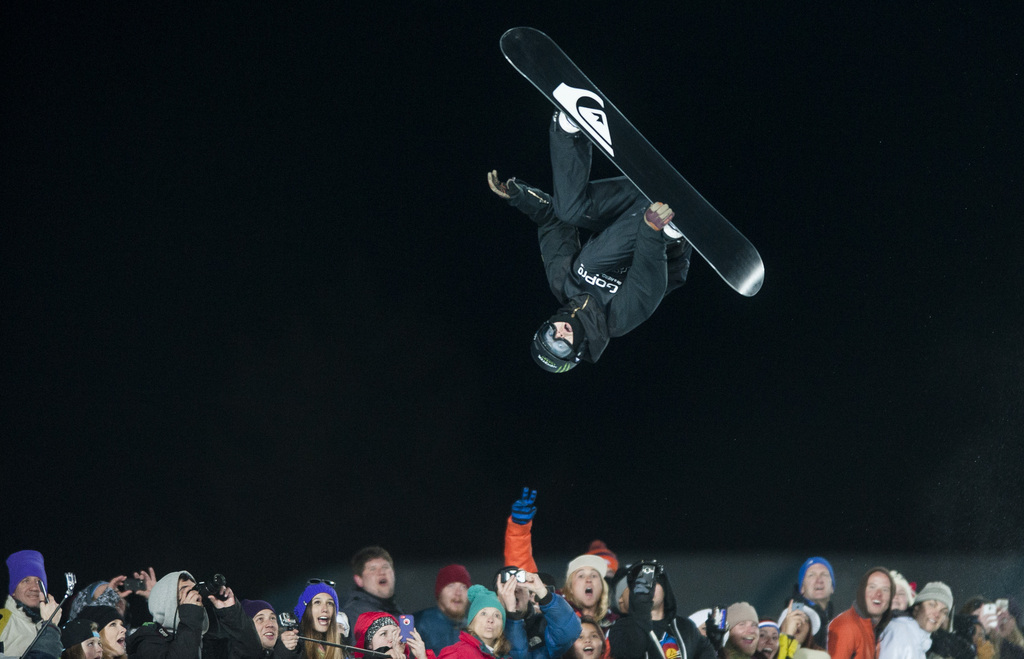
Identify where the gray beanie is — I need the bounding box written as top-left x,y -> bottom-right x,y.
726,602 -> 759,630
915,582 -> 953,612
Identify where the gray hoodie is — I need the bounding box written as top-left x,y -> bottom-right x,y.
149,571 -> 210,635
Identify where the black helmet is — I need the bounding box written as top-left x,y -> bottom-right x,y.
531,322 -> 582,373
530,299 -> 589,373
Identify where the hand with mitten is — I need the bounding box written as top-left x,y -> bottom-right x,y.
510,487 -> 537,525
705,608 -> 727,652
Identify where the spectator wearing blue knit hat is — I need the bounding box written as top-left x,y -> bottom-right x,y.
789,558 -> 835,648
294,581 -> 343,659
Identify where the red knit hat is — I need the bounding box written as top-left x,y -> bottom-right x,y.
587,540 -> 618,574
435,564 -> 471,598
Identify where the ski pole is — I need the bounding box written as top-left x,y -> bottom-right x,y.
295,636 -> 393,658
23,572 -> 77,658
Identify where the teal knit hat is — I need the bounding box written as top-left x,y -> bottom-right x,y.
467,584 -> 505,627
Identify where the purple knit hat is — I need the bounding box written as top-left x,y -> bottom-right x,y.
294,582 -> 339,620
6,550 -> 47,594
243,599 -> 276,618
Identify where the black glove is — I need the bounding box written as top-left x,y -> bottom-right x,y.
627,563 -> 658,633
929,630 -> 976,659
705,609 -> 726,652
952,615 -> 978,645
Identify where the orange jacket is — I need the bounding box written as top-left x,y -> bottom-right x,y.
503,516 -> 538,574
828,607 -> 878,659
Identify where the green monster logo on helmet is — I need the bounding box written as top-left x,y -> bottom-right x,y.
530,309 -> 588,373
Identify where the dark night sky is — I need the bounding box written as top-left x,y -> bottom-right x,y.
3,2 -> 1023,590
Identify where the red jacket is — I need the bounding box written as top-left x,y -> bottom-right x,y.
828,607 -> 878,659
438,631 -> 510,659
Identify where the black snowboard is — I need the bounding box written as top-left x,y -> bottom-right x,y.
500,27 -> 764,297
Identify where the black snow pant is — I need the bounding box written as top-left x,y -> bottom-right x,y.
549,116 -> 691,294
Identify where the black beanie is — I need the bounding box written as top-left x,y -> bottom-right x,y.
61,619 -> 98,649
76,605 -> 123,631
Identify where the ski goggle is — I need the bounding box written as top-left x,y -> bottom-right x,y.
306,578 -> 336,587
539,322 -> 575,358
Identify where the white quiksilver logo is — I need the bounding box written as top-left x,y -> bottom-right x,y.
553,83 -> 614,156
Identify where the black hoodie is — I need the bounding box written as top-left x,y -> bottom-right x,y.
607,572 -> 716,659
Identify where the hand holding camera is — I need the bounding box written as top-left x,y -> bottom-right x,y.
495,573 -> 520,614
111,575 -> 148,598
278,612 -> 298,632
276,611 -> 301,649
179,585 -> 203,607
705,607 -> 727,652
38,590 -> 62,625
279,629 -> 299,652
195,574 -> 232,605
521,571 -> 549,602
975,604 -> 999,632
626,561 -> 660,633
132,567 -> 157,598
499,567 -> 528,584
113,568 -> 156,597
208,586 -> 236,609
405,629 -> 429,659
629,563 -> 658,614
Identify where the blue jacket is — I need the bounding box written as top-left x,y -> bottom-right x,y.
505,593 -> 581,659
415,606 -> 465,653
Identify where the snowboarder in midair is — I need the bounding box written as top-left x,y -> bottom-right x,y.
489,111 -> 693,373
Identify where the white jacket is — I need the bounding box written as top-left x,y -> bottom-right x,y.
879,616 -> 932,659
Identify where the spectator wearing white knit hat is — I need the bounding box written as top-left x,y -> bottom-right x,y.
562,555 -> 611,627
889,572 -> 917,614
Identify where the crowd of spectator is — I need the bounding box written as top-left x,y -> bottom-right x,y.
3,490 -> 1021,659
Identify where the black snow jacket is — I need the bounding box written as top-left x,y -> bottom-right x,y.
607,572 -> 716,659
127,604 -> 206,659
339,589 -> 402,643
506,180 -> 687,363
